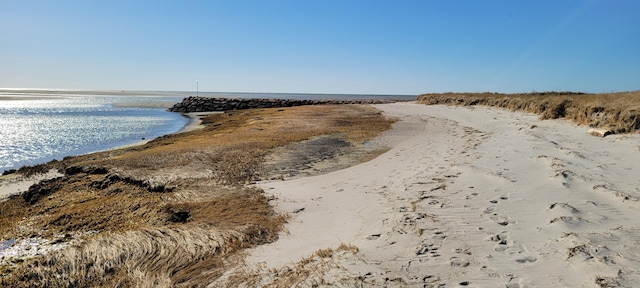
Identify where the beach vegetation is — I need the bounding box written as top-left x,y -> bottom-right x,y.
418,91 -> 640,134
0,104 -> 394,287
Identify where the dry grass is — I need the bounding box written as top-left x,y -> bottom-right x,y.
417,91 -> 640,134
0,104 -> 394,287
219,243 -> 363,287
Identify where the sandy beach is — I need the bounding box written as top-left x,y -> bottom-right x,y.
3,101 -> 640,287
224,102 -> 640,287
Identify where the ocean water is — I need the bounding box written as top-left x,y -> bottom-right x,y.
0,90 -> 416,174
0,91 -> 189,173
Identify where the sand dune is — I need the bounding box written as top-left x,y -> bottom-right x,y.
227,102 -> 640,287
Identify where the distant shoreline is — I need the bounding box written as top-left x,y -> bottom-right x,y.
0,88 -> 417,101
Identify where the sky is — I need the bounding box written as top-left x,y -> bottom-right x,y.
1,1 -> 639,95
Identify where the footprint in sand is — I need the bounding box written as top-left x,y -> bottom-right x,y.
489,195 -> 510,204
415,242 -> 437,256
485,198 -> 516,226
481,265 -> 500,278
488,231 -> 511,251
487,171 -> 518,183
464,193 -> 479,200
547,202 -> 593,226
549,216 -> 590,225
491,214 -> 516,226
483,206 -> 496,214
450,256 -> 470,267
432,230 -> 447,240
515,256 -> 538,263
548,202 -> 580,213
428,199 -> 440,205
367,234 -> 381,240
422,275 -> 438,284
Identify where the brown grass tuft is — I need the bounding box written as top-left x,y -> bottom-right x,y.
417,91 -> 640,134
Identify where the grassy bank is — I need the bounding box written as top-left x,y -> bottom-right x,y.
417,91 -> 640,134
0,104 -> 394,287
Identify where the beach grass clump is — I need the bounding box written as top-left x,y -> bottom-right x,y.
0,104 -> 394,287
417,91 -> 640,134
219,242 -> 362,287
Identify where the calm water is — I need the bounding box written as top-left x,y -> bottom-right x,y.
0,90 -> 415,173
0,91 -> 188,173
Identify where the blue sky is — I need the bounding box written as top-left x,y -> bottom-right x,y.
1,1 -> 639,94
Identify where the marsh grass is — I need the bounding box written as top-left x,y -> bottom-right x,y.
0,104 -> 393,287
417,91 -> 640,134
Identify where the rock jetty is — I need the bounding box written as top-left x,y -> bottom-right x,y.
168,97 -> 397,113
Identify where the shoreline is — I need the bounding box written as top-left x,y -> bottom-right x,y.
106,112 -> 211,150
175,112 -> 221,133
0,111 -> 204,200
217,102 -> 640,286
0,103 -> 394,287
0,95 -> 189,175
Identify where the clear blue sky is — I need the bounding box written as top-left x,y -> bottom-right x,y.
1,1 -> 639,94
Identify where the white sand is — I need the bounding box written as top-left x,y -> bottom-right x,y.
176,112 -> 221,133
0,170 -> 63,202
243,102 -> 640,287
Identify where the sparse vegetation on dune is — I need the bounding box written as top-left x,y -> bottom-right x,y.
0,104 -> 394,287
218,243 -> 363,287
417,91 -> 640,134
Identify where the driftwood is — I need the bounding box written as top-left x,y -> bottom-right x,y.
588,128 -> 613,138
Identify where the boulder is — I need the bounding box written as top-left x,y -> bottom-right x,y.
167,97 -> 395,113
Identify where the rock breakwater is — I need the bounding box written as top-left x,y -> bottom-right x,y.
168,97 -> 397,113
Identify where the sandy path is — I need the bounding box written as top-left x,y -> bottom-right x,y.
237,102 -> 640,287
